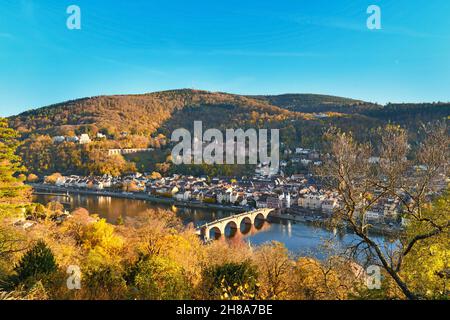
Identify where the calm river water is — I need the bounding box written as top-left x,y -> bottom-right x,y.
34,193 -> 387,259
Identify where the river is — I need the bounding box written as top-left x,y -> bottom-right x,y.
34,193 -> 388,259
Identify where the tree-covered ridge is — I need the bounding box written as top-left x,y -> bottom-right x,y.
250,93 -> 367,113
252,94 -> 450,121
362,102 -> 450,122
0,119 -> 448,300
10,89 -> 449,137
6,89 -> 449,177
9,89 -> 296,138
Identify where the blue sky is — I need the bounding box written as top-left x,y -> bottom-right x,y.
1,0 -> 449,116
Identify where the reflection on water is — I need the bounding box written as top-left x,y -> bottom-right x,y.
210,218 -> 271,240
34,194 -> 386,258
34,194 -> 235,227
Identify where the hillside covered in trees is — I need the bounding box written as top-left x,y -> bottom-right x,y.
0,118 -> 448,301
7,89 -> 450,177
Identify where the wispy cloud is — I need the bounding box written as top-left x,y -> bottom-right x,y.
204,49 -> 327,58
293,16 -> 450,40
113,47 -> 327,58
0,32 -> 14,39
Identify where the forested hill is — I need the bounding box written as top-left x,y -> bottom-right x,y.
10,89 -> 449,137
250,94 -> 450,120
250,93 -> 368,113
6,89 -> 449,176
9,89 -> 295,137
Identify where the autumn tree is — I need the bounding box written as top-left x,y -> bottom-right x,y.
149,171 -> 162,180
44,173 -> 62,185
252,242 -> 292,299
0,225 -> 26,276
291,256 -> 363,300
401,191 -> 450,298
203,261 -> 259,300
26,174 -> 39,183
0,118 -> 30,205
320,122 -> 449,299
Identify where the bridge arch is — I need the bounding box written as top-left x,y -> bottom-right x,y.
254,212 -> 266,221
237,216 -> 253,234
224,221 -> 238,237
197,209 -> 274,242
208,226 -> 223,240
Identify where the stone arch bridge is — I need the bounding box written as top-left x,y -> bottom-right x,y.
195,208 -> 274,242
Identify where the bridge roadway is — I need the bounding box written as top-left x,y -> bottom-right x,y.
195,208 -> 274,241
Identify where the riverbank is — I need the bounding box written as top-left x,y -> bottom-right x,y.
271,211 -> 402,237
32,184 -> 396,257
30,183 -> 401,237
29,183 -> 245,213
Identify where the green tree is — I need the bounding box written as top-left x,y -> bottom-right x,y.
0,118 -> 30,205
83,265 -> 127,300
13,240 -> 58,283
204,261 -> 259,299
402,191 -> 450,299
133,255 -> 191,300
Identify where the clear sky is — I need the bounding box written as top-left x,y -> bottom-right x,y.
1,0 -> 449,116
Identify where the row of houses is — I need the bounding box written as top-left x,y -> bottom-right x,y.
47,171 -> 408,221
54,173 -> 147,191
49,173 -> 321,209
283,147 -> 320,159
297,193 -> 339,214
294,187 -> 404,221
108,148 -> 154,156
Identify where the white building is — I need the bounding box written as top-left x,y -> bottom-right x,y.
217,192 -> 230,204
239,198 -> 248,206
322,198 -> 338,213
301,159 -> 312,166
92,181 -> 104,190
229,192 -> 240,204
365,210 -> 383,222
383,201 -> 400,218
174,190 -> 191,201
75,179 -> 87,188
79,134 -> 91,145
55,176 -> 66,186
52,136 -> 66,143
298,194 -> 325,210
281,193 -> 291,208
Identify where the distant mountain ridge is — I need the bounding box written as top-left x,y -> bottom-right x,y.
249,93 -> 368,113
8,89 -> 449,177
9,89 -> 449,138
